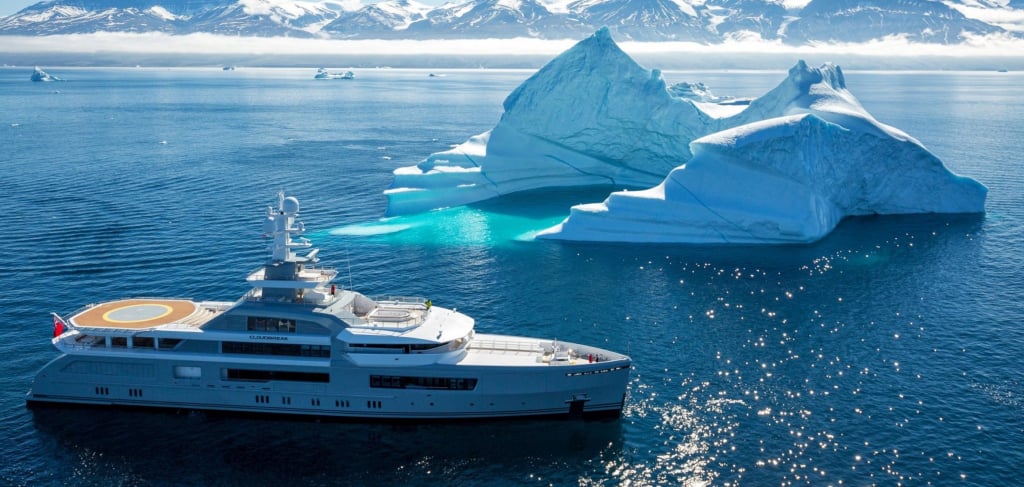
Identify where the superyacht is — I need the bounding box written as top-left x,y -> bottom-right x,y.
27,194 -> 631,419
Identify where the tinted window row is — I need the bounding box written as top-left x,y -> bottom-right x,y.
370,375 -> 478,390
226,369 -> 329,383
222,341 -> 330,357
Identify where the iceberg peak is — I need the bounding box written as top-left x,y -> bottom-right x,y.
502,27 -> 651,116
387,28 -> 697,216
788,60 -> 845,91
731,60 -> 866,129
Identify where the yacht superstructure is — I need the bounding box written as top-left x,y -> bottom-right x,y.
27,194 -> 631,419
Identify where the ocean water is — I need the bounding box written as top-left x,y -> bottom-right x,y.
1,65 -> 1023,486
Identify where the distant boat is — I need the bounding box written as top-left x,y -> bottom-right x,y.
30,66 -> 61,82
997,69 -> 1009,73
222,66 -> 236,71
314,67 -> 354,80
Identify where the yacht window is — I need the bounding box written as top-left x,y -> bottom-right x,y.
410,342 -> 448,351
350,343 -> 406,350
349,342 -> 450,353
247,316 -> 296,333
224,369 -> 329,383
370,375 -> 478,390
299,345 -> 331,357
222,341 -> 329,358
133,337 -> 155,349
173,366 -> 202,379
110,337 -> 128,348
157,338 -> 182,350
75,334 -> 103,347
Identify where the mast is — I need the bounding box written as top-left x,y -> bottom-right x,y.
263,192 -> 313,264
247,193 -> 337,304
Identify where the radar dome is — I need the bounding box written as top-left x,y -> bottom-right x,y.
282,196 -> 300,215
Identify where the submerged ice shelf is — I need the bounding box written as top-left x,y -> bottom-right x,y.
333,188 -> 607,246
384,28 -> 986,244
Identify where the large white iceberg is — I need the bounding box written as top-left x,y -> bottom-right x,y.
385,27 -> 700,215
385,28 -> 986,244
541,112 -> 989,243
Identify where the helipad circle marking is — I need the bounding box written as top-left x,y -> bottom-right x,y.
102,304 -> 173,323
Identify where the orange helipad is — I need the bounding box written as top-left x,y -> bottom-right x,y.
72,299 -> 198,329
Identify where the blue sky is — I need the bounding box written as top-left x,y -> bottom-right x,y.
1,0 -> 35,16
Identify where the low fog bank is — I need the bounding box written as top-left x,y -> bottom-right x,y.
5,52 -> 1024,71
1,34 -> 1022,71
0,51 -> 557,69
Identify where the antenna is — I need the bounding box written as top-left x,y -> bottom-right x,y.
344,245 -> 354,290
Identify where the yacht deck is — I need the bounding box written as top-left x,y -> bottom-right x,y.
70,298 -> 209,330
461,335 -> 629,367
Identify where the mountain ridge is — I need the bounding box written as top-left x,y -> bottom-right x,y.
1,0 -> 1020,44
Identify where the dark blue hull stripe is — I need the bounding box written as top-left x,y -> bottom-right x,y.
27,394 -> 623,419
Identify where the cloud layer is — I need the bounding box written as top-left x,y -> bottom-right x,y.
2,32 -> 1023,68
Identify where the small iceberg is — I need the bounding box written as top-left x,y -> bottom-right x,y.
30,66 -> 62,82
314,67 -> 354,80
667,81 -> 732,103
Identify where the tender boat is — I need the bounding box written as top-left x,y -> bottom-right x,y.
27,194 -> 631,419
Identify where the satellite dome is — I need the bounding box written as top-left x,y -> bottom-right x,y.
282,196 -> 300,215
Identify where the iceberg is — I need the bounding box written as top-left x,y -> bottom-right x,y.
385,28 -> 986,244
539,113 -> 986,243
667,81 -> 743,105
385,27 -> 700,215
539,59 -> 987,243
314,67 -> 354,80
30,66 -> 62,82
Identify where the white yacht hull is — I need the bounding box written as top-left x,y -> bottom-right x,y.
27,194 -> 631,421
27,340 -> 629,420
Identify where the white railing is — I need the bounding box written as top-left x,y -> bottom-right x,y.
242,288 -> 336,306
246,264 -> 337,277
176,307 -> 219,326
372,296 -> 428,307
161,322 -> 202,330
468,339 -> 543,354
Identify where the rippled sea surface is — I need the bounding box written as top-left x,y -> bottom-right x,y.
1,66 -> 1022,486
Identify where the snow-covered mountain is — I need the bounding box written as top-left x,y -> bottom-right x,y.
183,0 -> 344,36
784,0 -> 1004,44
567,0 -> 712,41
0,0 -> 1020,43
0,0 -> 345,36
402,0 -> 584,39
0,3 -> 178,35
702,0 -> 788,41
321,0 -> 429,38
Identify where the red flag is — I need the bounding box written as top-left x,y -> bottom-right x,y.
52,313 -> 66,338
